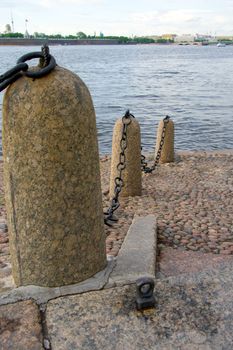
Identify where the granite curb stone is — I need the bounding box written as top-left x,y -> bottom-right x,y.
106,214 -> 157,287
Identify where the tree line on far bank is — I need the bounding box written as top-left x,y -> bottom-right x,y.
2,28 -> 233,45
0,31 -> 161,44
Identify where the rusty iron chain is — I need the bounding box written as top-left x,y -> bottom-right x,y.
104,110 -> 134,226
141,115 -> 170,173
40,44 -> 50,67
0,44 -> 56,92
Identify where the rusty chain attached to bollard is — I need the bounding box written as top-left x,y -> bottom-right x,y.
104,110 -> 134,226
0,44 -> 56,92
141,115 -> 170,173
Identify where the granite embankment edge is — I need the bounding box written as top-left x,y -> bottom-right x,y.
1,148 -> 233,162
0,215 -> 157,306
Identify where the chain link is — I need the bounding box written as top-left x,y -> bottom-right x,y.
104,110 -> 134,226
40,44 -> 50,67
141,115 -> 170,173
0,45 -> 56,92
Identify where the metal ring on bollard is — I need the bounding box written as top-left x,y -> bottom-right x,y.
17,51 -> 56,78
0,46 -> 56,92
0,63 -> 28,83
0,63 -> 29,92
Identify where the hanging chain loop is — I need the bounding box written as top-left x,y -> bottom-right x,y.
104,110 -> 134,226
141,115 -> 170,173
0,45 -> 56,92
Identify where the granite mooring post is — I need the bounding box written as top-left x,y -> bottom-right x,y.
155,118 -> 174,163
2,66 -> 106,287
109,116 -> 142,198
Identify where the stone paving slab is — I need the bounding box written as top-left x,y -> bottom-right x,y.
0,215 -> 155,304
0,259 -> 115,306
46,260 -> 233,350
158,247 -> 233,277
0,300 -> 43,350
107,215 -> 157,287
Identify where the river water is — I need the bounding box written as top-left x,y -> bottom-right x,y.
1,44 -> 233,155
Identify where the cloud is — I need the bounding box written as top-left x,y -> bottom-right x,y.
129,9 -> 233,35
38,0 -> 103,7
0,0 -> 23,6
130,9 -> 203,24
0,0 -> 104,8
1,1 -> 233,36
130,11 -> 158,22
159,10 -> 200,23
213,15 -> 228,24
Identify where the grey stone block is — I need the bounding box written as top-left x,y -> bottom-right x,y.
106,215 -> 157,287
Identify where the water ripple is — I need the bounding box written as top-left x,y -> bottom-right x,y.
1,44 -> 233,154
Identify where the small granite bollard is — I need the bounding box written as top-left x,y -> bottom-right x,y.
155,117 -> 174,163
2,66 -> 106,287
109,114 -> 142,198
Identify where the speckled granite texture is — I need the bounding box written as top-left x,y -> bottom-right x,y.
158,246 -> 233,277
2,66 -> 106,287
155,118 -> 174,163
46,260 -> 233,350
110,116 -> 142,197
107,215 -> 156,287
0,300 -> 43,350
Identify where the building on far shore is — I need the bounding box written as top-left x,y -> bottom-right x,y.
195,34 -> 216,43
161,34 -> 177,41
174,34 -> 195,44
216,35 -> 233,41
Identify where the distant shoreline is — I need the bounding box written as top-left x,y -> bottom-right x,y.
0,38 -> 224,46
0,38 -> 134,46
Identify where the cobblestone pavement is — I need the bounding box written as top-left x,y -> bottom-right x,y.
102,151 -> 233,256
0,151 -> 233,291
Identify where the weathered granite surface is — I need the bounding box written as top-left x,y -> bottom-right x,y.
158,246 -> 233,277
0,300 -> 43,350
110,116 -> 142,197
0,259 -> 115,306
2,66 -> 106,287
107,215 -> 156,287
46,260 -> 233,350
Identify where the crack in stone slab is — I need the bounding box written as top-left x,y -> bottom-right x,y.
0,259 -> 116,306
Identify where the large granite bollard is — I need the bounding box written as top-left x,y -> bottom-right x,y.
109,116 -> 142,198
155,118 -> 174,163
2,66 -> 106,287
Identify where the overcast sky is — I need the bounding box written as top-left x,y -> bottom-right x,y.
0,0 -> 233,36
